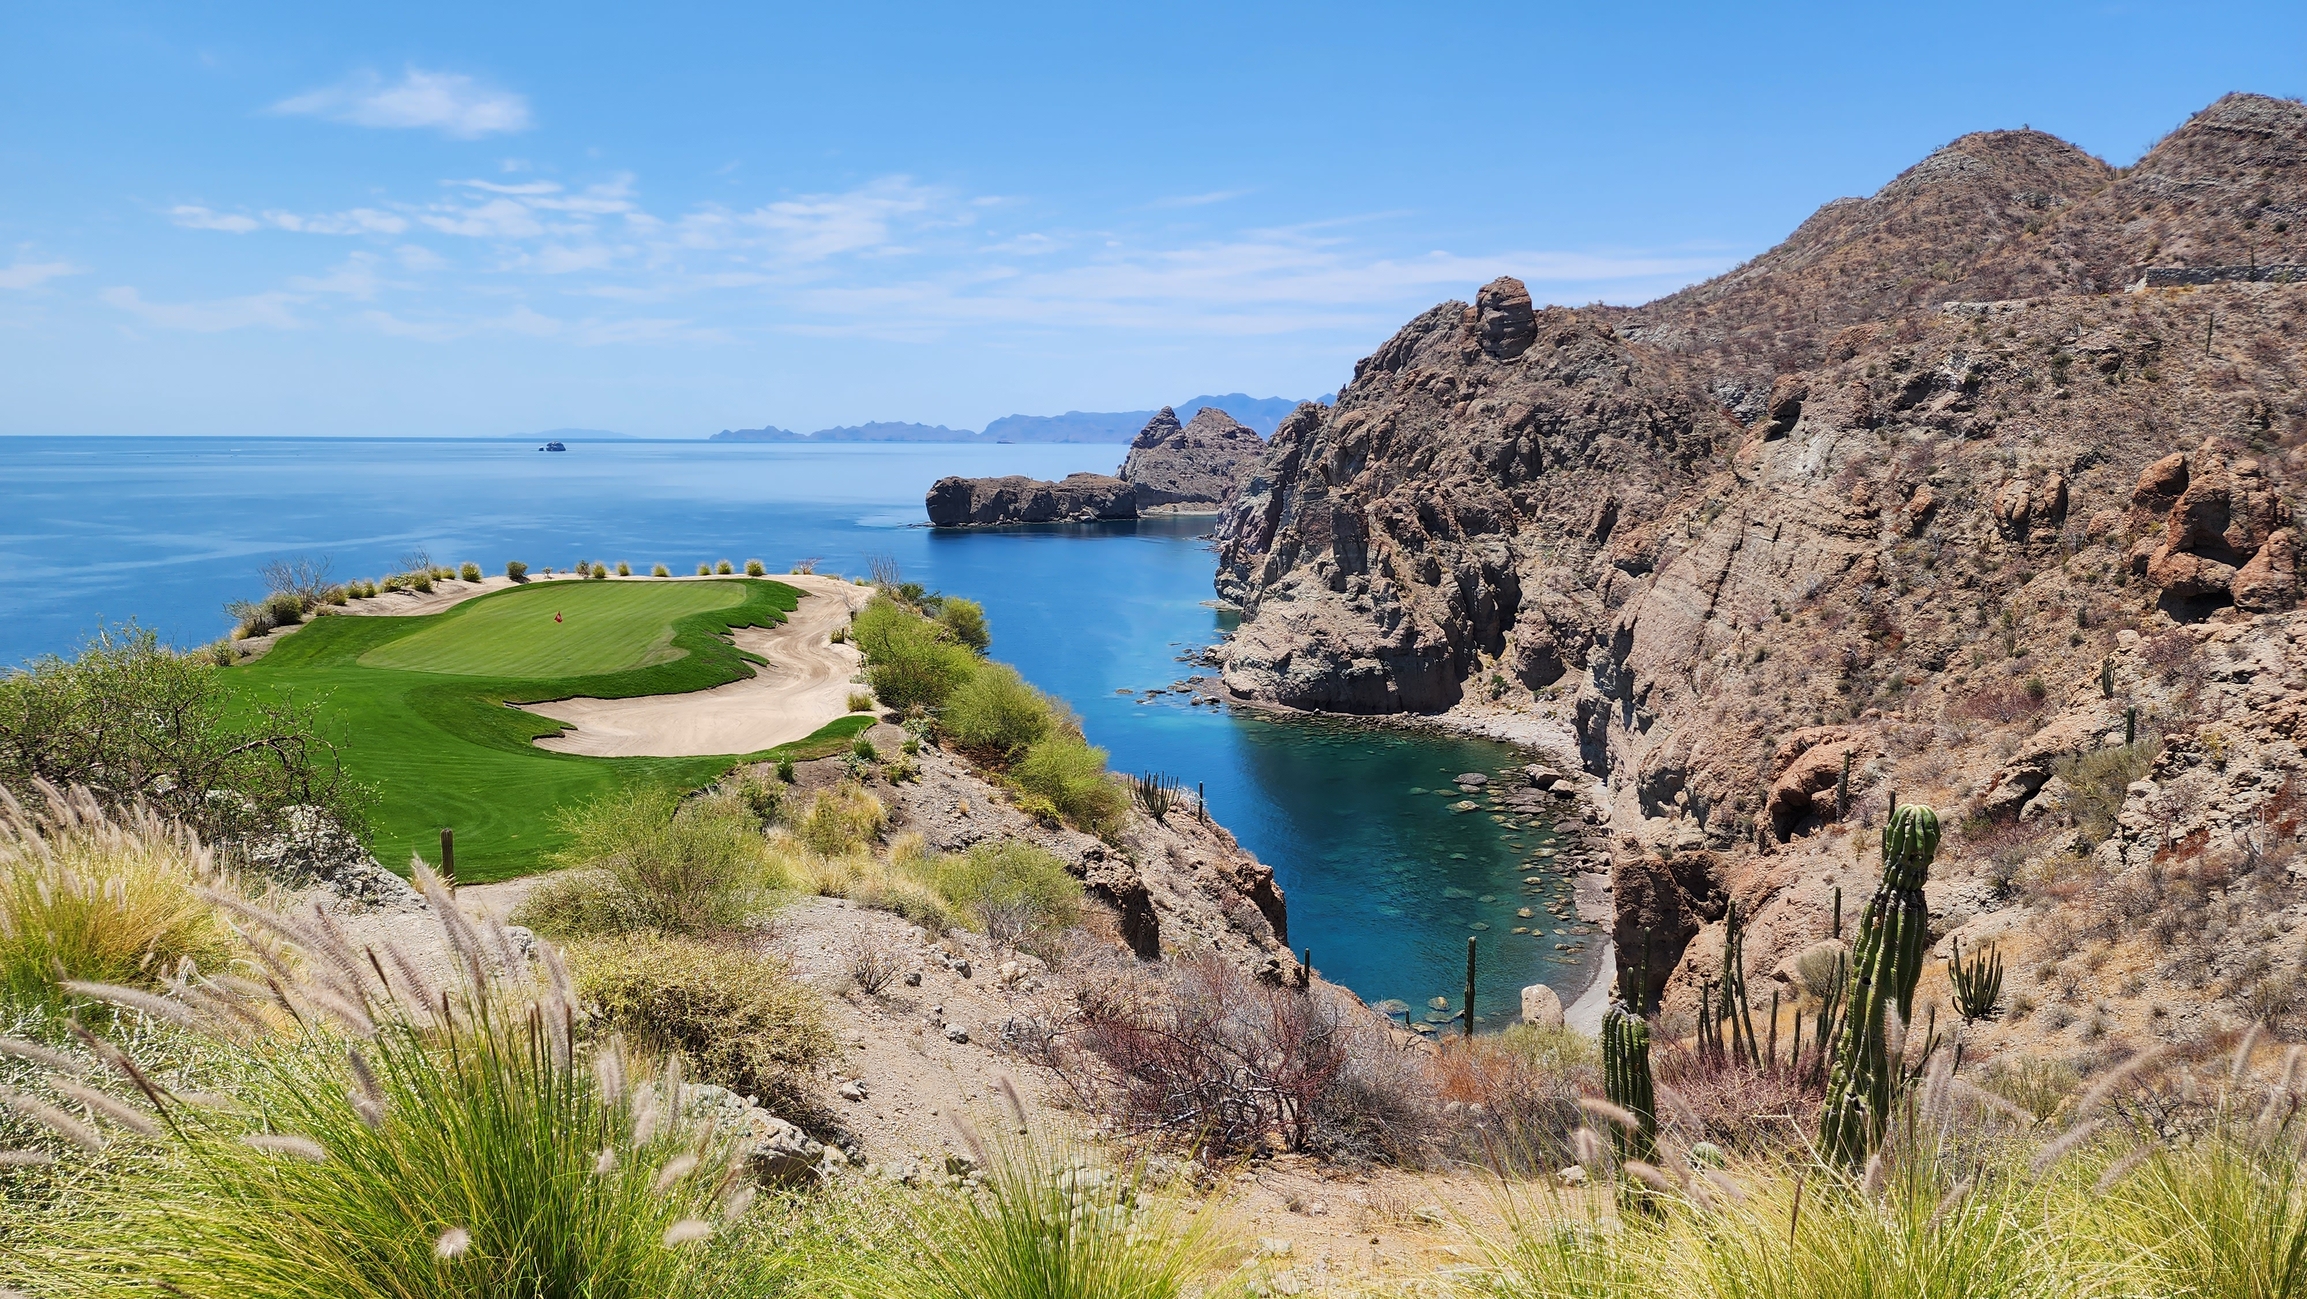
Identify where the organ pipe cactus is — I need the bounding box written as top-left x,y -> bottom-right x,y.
1601,936 -> 1658,1167
1601,1001 -> 1657,1167
1819,803 -> 1940,1170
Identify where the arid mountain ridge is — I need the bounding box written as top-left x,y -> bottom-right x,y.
1213,92 -> 2307,1046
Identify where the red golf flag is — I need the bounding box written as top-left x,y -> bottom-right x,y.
554,611 -> 563,623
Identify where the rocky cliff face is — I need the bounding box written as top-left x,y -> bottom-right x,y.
925,473 -> 1137,527
1218,93 -> 2307,1045
1118,406 -> 1268,512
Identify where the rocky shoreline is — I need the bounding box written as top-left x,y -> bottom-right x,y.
927,405 -> 1272,527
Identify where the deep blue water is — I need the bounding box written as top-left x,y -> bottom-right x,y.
0,437 -> 1601,1024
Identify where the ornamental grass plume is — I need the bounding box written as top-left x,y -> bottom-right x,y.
0,781 -> 236,1008
862,1080 -> 1237,1299
12,862 -> 746,1298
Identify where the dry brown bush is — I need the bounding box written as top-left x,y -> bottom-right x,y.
1052,952 -> 1437,1164
1652,1041 -> 1822,1154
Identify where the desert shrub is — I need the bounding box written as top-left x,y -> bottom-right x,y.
323,586 -> 348,606
914,838 -> 1082,947
1064,953 -> 1430,1161
697,563 -> 712,576
0,784 -> 235,1006
846,690 -> 875,714
458,562 -> 481,581
744,558 -> 766,577
940,662 -> 1057,762
567,931 -> 831,1118
1013,735 -> 1127,834
0,625 -> 365,863
228,589 -> 310,638
505,559 -> 528,581
716,559 -> 734,575
936,597 -> 991,653
612,561 -> 628,576
1431,1025 -> 1592,1172
775,757 -> 796,783
2056,739 -> 2159,847
865,1122 -> 1223,1299
851,735 -> 879,764
1954,680 -> 2047,724
1651,1042 -> 1821,1153
18,899 -> 746,1296
855,600 -> 978,712
792,783 -> 885,857
515,785 -> 782,938
848,934 -> 903,995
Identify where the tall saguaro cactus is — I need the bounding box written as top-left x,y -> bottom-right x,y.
1819,803 -> 1940,1169
1602,935 -> 1658,1166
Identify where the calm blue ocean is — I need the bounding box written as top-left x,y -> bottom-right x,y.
0,436 -> 1600,1025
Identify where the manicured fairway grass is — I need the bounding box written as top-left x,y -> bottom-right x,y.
221,578 -> 869,882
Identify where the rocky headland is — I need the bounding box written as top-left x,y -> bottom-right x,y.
1117,406 -> 1272,513
924,472 -> 1137,527
926,406 -> 1271,527
1211,92 -> 2307,1046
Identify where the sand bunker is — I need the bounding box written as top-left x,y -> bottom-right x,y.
518,575 -> 871,758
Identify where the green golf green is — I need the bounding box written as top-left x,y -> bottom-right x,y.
222,578 -> 870,883
360,580 -> 745,677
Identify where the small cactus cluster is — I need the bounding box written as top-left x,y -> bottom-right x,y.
1819,803 -> 1940,1168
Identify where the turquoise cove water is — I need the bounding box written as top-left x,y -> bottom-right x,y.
0,437 -> 1603,1023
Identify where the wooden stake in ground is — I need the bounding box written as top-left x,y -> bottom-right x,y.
440,827 -> 457,892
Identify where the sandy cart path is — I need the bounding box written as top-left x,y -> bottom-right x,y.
518,575 -> 873,758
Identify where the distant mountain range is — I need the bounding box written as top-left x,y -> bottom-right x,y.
710,393 -> 1329,444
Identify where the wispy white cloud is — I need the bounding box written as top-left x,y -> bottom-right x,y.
130,168 -> 1734,350
0,260 -> 81,289
287,253 -> 386,299
169,205 -> 262,233
1149,189 -> 1252,209
100,286 -> 302,331
271,68 -> 531,139
357,304 -> 709,345
171,204 -> 409,235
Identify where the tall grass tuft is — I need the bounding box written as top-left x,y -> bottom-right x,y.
0,782 -> 235,1006
16,866 -> 744,1297
863,1087 -> 1235,1299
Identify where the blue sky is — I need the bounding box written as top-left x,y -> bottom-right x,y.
3,2 -> 2302,438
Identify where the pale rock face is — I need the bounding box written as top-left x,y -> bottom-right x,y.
1520,982 -> 1564,1029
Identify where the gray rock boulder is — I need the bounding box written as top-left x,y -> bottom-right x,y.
1520,982 -> 1564,1029
925,473 -> 1137,527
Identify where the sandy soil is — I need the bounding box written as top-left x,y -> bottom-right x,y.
518,575 -> 873,758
